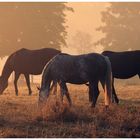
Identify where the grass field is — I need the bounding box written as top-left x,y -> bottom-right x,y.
0,82 -> 140,138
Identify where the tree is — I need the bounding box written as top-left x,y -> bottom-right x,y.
68,31 -> 98,54
0,2 -> 73,57
95,3 -> 140,51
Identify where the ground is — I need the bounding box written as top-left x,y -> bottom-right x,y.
0,82 -> 140,138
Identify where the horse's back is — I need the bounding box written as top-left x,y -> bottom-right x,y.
9,48 -> 60,74
15,48 -> 60,56
51,53 -> 106,68
47,53 -> 107,83
102,50 -> 140,78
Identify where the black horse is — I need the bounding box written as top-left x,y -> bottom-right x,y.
102,50 -> 140,103
38,53 -> 112,108
0,48 -> 60,95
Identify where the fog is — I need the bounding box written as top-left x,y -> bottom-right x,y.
0,2 -> 139,84
63,2 -> 109,54
0,2 -> 109,82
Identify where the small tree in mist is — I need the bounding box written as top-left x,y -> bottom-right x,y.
95,3 -> 140,51
0,3 -> 73,57
68,31 -> 97,54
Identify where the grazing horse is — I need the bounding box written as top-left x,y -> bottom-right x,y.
102,50 -> 140,103
0,48 -> 61,95
38,53 -> 112,108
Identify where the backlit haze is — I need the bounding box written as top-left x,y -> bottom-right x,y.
63,2 -> 109,54
0,2 -> 109,82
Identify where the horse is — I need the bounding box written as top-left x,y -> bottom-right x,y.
0,48 -> 61,95
102,50 -> 140,104
38,53 -> 112,108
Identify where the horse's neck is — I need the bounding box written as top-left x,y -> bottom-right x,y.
1,59 -> 13,81
41,64 -> 52,90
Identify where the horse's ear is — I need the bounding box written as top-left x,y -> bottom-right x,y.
37,86 -> 41,91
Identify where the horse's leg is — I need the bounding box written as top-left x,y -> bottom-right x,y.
112,78 -> 119,104
59,82 -> 64,103
49,81 -> 55,92
66,86 -> 72,106
14,72 -> 20,96
88,83 -> 93,102
50,81 -> 57,95
91,81 -> 99,108
59,82 -> 72,106
53,83 -> 57,95
24,74 -> 32,95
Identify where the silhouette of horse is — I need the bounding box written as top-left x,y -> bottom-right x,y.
38,53 -> 112,108
102,50 -> 140,103
0,48 -> 61,95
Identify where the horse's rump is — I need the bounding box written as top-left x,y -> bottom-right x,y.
102,50 -> 140,78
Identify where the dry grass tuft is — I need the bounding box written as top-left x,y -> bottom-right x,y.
35,95 -> 92,123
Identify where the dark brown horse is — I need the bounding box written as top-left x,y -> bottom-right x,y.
102,50 -> 140,103
0,48 -> 61,95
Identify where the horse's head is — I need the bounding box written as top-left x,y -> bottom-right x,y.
37,86 -> 50,107
0,76 -> 8,94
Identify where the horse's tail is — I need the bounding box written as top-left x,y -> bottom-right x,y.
104,56 -> 112,106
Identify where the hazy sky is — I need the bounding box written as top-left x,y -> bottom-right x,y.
66,2 -> 108,38
63,2 -> 109,54
0,2 -> 109,80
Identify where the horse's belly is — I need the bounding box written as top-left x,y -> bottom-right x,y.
114,72 -> 136,79
67,79 -> 88,84
14,66 -> 43,75
66,72 -> 88,84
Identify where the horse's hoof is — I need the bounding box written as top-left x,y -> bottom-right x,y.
69,103 -> 72,107
89,99 -> 92,102
29,92 -> 32,96
91,103 -> 95,108
111,99 -> 115,103
104,105 -> 109,111
116,99 -> 119,104
91,105 -> 94,108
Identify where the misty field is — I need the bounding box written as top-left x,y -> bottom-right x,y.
0,82 -> 140,138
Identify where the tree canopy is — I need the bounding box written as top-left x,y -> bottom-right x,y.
95,3 -> 140,51
0,2 -> 73,57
